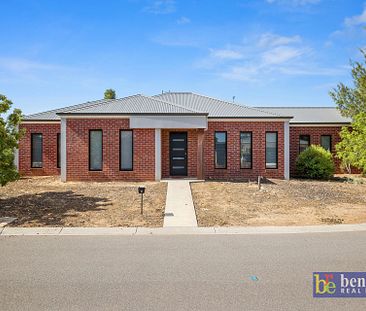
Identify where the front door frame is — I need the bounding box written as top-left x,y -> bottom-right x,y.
169,131 -> 188,176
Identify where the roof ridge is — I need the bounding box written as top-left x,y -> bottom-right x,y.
144,94 -> 202,113
188,92 -> 281,117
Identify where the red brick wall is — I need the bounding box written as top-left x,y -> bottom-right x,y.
19,123 -> 61,176
289,126 -> 343,175
161,129 -> 202,178
18,120 -> 350,181
204,121 -> 285,180
66,119 -> 155,181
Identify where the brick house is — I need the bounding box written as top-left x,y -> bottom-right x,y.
16,92 -> 351,182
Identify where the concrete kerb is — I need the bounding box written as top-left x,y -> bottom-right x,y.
135,227 -> 215,235
1,227 -> 62,236
1,223 -> 366,236
60,227 -> 137,235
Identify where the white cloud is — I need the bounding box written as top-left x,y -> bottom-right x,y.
266,0 -> 321,6
198,31 -> 341,82
277,66 -> 345,76
210,48 -> 243,60
0,57 -> 62,73
0,57 -> 88,85
221,65 -> 260,82
143,0 -> 176,14
258,33 -> 301,48
262,46 -> 305,65
177,16 -> 191,25
344,6 -> 366,26
326,5 -> 366,46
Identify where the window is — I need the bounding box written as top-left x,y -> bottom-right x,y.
89,130 -> 103,171
266,132 -> 278,169
299,135 -> 310,153
214,132 -> 227,169
320,135 -> 332,152
240,132 -> 252,169
57,133 -> 61,168
120,130 -> 133,171
31,133 -> 43,168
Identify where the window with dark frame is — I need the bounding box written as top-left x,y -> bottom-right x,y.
240,132 -> 252,169
214,132 -> 227,169
31,133 -> 43,168
265,132 -> 278,169
89,130 -> 103,171
299,135 -> 310,153
320,135 -> 332,152
120,130 -> 133,171
57,133 -> 61,168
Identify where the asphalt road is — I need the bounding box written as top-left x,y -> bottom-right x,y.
1,232 -> 366,311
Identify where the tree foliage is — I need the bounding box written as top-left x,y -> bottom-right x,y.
329,50 -> 366,118
0,94 -> 24,186
336,113 -> 366,174
296,145 -> 335,180
330,50 -> 366,174
104,89 -> 116,99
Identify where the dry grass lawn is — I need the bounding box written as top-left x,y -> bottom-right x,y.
0,176 -> 167,227
191,177 -> 366,227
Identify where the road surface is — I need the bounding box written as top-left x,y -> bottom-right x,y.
1,232 -> 366,310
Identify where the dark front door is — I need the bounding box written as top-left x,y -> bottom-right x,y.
170,132 -> 188,176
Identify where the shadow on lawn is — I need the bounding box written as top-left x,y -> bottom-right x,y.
0,191 -> 111,226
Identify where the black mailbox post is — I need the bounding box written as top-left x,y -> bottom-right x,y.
138,186 -> 146,214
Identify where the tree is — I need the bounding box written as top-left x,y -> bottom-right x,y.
104,89 -> 116,99
329,50 -> 366,118
336,113 -> 366,174
330,50 -> 366,175
0,94 -> 24,186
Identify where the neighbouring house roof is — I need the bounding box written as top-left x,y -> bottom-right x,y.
153,92 -> 283,118
258,107 -> 351,124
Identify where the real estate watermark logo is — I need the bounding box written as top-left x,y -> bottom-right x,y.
313,272 -> 366,298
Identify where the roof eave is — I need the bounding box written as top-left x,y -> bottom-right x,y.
22,119 -> 60,122
208,116 -> 293,119
56,112 -> 209,117
290,122 -> 351,125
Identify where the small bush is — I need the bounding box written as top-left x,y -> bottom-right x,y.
296,145 -> 335,180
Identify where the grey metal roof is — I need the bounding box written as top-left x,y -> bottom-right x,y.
153,92 -> 285,118
58,94 -> 203,115
23,98 -> 111,121
258,107 -> 351,124
23,92 -> 349,123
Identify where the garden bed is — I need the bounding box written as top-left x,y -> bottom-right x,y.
0,176 -> 167,227
191,176 -> 366,226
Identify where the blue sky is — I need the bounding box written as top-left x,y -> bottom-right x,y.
1,0 -> 366,115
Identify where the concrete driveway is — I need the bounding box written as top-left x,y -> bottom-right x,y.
1,232 -> 366,310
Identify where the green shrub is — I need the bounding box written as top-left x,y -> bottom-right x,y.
296,145 -> 335,180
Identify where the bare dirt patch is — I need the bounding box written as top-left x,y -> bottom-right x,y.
0,176 -> 167,227
191,177 -> 366,227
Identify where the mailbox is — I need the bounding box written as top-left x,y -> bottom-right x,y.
138,186 -> 146,215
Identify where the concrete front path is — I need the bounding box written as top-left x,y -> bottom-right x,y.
163,180 -> 198,227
